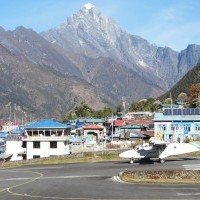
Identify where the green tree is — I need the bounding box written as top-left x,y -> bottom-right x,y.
92,107 -> 113,118
177,92 -> 187,102
152,100 -> 161,112
74,102 -> 93,117
129,98 -> 155,112
116,104 -> 124,113
65,112 -> 76,120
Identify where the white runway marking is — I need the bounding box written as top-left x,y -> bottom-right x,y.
177,192 -> 200,196
1,175 -> 103,181
112,176 -> 130,184
182,164 -> 200,170
12,166 -> 63,170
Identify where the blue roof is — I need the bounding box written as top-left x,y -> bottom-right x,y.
0,133 -> 8,138
23,119 -> 72,129
11,128 -> 25,134
75,122 -> 85,128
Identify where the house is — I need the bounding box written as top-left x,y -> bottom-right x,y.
153,108 -> 200,142
123,111 -> 153,119
0,120 -> 19,133
5,119 -> 72,161
159,103 -> 181,112
82,124 -> 105,144
73,118 -> 104,125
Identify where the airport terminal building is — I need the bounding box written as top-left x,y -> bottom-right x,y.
153,108 -> 200,142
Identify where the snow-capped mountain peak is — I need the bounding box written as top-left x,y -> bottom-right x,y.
41,3 -> 200,92
83,3 -> 95,10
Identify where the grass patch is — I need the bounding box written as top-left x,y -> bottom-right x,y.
121,176 -> 200,184
120,170 -> 200,184
0,152 -> 122,169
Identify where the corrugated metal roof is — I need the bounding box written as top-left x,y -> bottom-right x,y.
0,133 -> 8,138
153,113 -> 200,121
23,119 -> 72,129
77,118 -> 104,123
160,104 -> 179,108
120,124 -> 141,129
82,124 -> 104,129
114,120 -> 126,126
11,128 -> 25,134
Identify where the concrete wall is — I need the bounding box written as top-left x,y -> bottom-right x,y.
26,141 -> 70,159
5,140 -> 24,161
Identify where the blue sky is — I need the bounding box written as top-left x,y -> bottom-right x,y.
0,0 -> 199,51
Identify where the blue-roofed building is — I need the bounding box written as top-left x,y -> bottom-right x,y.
0,132 -> 8,139
23,119 -> 72,137
5,119 -> 74,161
153,108 -> 200,142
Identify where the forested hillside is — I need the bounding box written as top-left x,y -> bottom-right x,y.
159,62 -> 200,101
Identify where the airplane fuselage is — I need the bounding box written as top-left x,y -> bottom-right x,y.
119,141 -> 200,164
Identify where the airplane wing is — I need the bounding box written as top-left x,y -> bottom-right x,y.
159,142 -> 200,160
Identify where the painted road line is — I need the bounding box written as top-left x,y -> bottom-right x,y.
177,192 -> 200,196
1,175 -> 103,181
9,166 -> 63,170
182,164 -> 200,170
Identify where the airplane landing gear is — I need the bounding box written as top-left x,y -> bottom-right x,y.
159,158 -> 165,164
130,159 -> 135,164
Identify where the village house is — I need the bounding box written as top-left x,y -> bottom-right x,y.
153,108 -> 200,142
4,119 -> 72,161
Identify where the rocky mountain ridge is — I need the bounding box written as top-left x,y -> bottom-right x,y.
0,43 -> 114,119
42,4 -> 200,91
0,3 -> 200,118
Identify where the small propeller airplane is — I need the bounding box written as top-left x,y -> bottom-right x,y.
119,140 -> 200,164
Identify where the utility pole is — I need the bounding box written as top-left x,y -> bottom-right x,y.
111,113 -> 114,141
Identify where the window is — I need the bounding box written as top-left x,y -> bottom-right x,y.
33,141 -> 40,148
195,125 -> 200,131
33,155 -> 40,159
184,126 -> 191,131
22,141 -> 27,148
159,124 -> 166,131
50,141 -> 57,149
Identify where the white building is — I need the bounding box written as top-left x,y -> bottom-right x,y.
153,108 -> 200,142
5,134 -> 24,161
24,136 -> 70,159
5,119 -> 73,161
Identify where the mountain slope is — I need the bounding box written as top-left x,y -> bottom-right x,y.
41,3 -> 200,102
80,56 -> 163,103
0,44 -> 114,119
1,3 -> 200,119
159,62 -> 200,101
0,26 -> 82,77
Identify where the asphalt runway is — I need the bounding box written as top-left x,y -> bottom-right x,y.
0,158 -> 200,199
